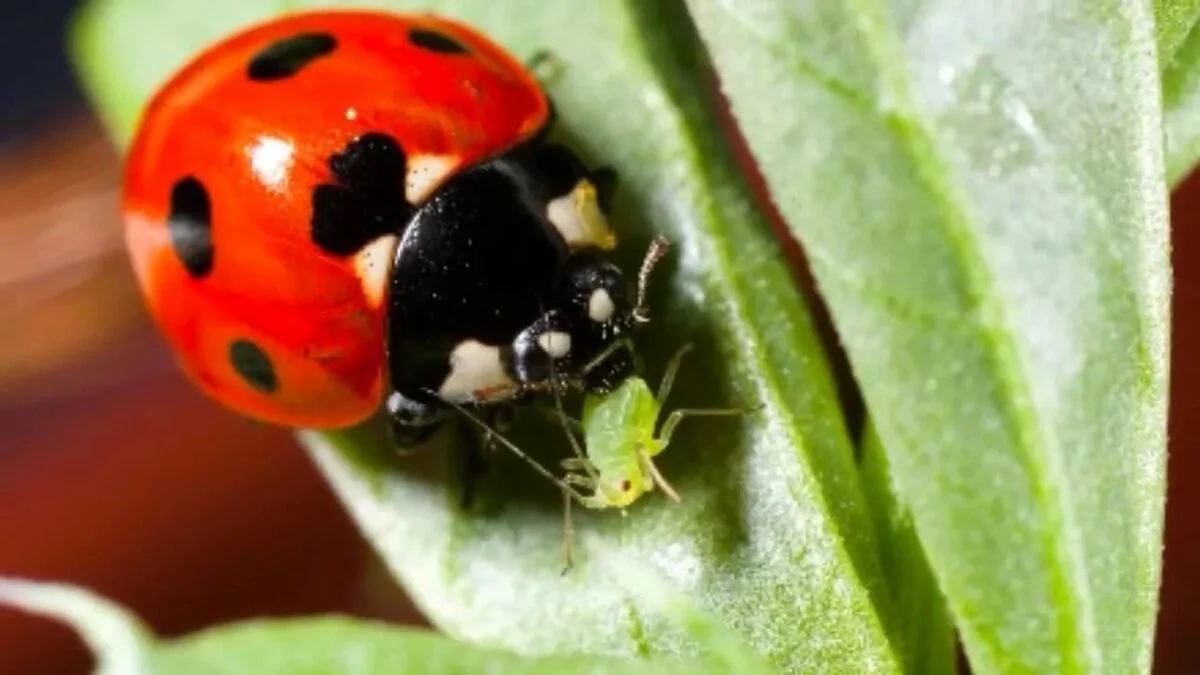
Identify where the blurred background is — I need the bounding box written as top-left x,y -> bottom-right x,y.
0,1 -> 1197,674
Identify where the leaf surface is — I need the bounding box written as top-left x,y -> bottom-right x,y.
0,578 -> 721,675
687,0 -> 1171,673
859,427 -> 954,675
1166,24 -> 1200,184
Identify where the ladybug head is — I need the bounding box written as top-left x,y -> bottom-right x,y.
555,236 -> 672,393
564,235 -> 670,333
561,255 -> 635,340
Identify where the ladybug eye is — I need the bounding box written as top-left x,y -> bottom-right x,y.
620,479 -> 632,492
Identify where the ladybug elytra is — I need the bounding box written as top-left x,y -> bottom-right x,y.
121,10 -> 657,446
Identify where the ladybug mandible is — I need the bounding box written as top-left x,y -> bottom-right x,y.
121,10 -> 656,445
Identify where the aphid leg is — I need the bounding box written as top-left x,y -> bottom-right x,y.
563,471 -> 596,491
561,457 -> 592,471
657,408 -> 758,452
561,486 -> 576,575
638,449 -> 682,503
547,345 -> 598,481
554,401 -> 595,478
580,336 -> 636,380
435,392 -> 587,502
656,343 -> 695,405
541,407 -> 585,434
565,473 -> 610,510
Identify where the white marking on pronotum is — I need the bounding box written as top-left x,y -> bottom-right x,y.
438,339 -> 515,401
537,331 -> 572,359
546,181 -> 616,250
587,288 -> 616,323
353,235 -> 398,309
405,155 -> 456,204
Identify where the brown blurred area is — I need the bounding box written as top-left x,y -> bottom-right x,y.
1158,170 -> 1200,674
0,8 -> 1198,675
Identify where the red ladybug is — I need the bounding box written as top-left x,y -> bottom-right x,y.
122,10 -> 656,445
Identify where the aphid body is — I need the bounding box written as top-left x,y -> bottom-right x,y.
558,344 -> 748,511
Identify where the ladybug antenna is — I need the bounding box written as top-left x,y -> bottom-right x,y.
633,236 -> 671,324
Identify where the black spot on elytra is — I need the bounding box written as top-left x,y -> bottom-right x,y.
247,33 -> 337,81
311,186 -> 400,256
311,132 -> 413,256
229,339 -> 278,393
408,28 -> 468,54
329,133 -> 407,195
167,176 -> 214,278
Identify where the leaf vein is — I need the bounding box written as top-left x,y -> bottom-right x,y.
843,0 -> 1100,670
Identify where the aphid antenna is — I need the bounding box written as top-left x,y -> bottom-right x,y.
430,390 -> 586,502
642,450 -> 682,503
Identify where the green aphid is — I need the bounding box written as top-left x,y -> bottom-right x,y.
457,343 -> 755,569
555,343 -> 750,510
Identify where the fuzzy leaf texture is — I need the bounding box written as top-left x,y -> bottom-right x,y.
70,0 -> 906,673
1155,0 -> 1200,181
687,1 -> 1171,674
1156,0 -> 1200,70
859,426 -> 955,675
0,578 -> 738,675
1166,20 -> 1200,184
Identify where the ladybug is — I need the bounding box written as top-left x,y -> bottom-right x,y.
121,10 -> 657,446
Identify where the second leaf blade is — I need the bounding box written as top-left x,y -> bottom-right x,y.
688,0 -> 1171,674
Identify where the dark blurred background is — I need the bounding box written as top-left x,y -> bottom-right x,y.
0,2 -> 1196,674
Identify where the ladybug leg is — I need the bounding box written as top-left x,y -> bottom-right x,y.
385,390 -> 448,451
525,50 -> 565,85
464,401 -> 516,456
481,403 -> 518,452
580,338 -> 638,394
453,402 -> 523,510
455,421 -> 490,510
509,309 -> 580,392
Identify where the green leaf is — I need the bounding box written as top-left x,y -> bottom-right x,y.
1155,0 -> 1200,70
70,0 -> 901,672
159,620 -> 723,675
688,1 -> 1169,674
1165,23 -> 1200,184
1151,0 -> 1200,183
1153,0 -> 1200,184
0,577 -> 722,674
68,0 -> 281,147
0,577 -> 155,675
858,425 -> 955,675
